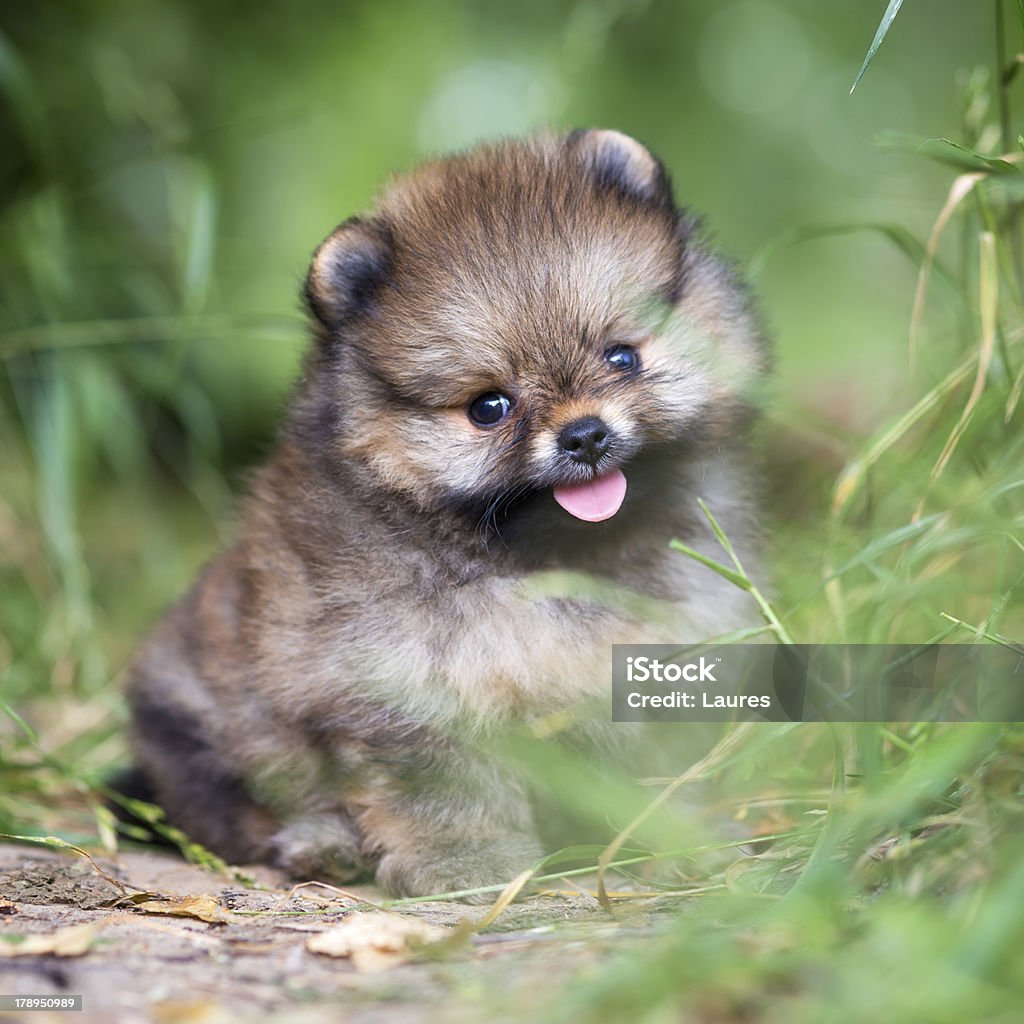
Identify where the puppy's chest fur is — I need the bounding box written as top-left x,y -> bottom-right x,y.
232,454 -> 753,732
308,568 -> 668,722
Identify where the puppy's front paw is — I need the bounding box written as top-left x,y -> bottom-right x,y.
270,813 -> 370,883
375,835 -> 542,902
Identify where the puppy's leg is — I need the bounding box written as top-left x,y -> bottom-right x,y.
127,679 -> 279,864
358,744 -> 543,901
130,672 -> 377,881
374,829 -> 542,902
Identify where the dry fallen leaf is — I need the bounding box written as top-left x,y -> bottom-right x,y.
0,922 -> 99,958
306,911 -> 448,973
135,895 -> 231,924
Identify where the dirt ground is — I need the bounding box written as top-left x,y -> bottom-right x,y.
0,842 -> 668,1023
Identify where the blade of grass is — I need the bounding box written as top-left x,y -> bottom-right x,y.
790,721 -> 846,895
0,833 -> 141,895
851,0 -> 905,94
672,499 -> 795,645
939,613 -> 1024,653
831,325 -> 1024,516
0,30 -> 55,172
913,231 -> 998,521
0,700 -> 40,745
909,172 -> 984,371
786,514 -> 945,616
750,223 -> 961,307
595,723 -> 758,911
667,541 -> 748,590
1006,359 -> 1024,420
379,833 -> 806,908
956,856 -> 1024,976
879,133 -> 1024,174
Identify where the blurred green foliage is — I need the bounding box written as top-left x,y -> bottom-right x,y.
0,0 -> 1001,685
2,2 -> 1024,1021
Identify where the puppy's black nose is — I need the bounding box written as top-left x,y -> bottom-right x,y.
558,416 -> 613,466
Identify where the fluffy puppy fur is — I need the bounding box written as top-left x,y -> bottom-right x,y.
124,129 -> 769,897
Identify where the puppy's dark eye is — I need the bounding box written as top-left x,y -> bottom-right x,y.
604,344 -> 641,372
468,391 -> 513,426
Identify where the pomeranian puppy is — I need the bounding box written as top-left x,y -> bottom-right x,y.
124,130 -> 768,897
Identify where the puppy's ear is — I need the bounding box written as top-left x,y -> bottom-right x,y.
304,216 -> 393,333
568,129 -> 672,205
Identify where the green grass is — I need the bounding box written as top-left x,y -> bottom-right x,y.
1,1 -> 1024,1021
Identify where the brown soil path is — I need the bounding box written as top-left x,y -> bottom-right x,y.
0,843 -> 658,1023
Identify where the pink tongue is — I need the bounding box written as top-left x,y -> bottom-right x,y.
553,469 -> 628,522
